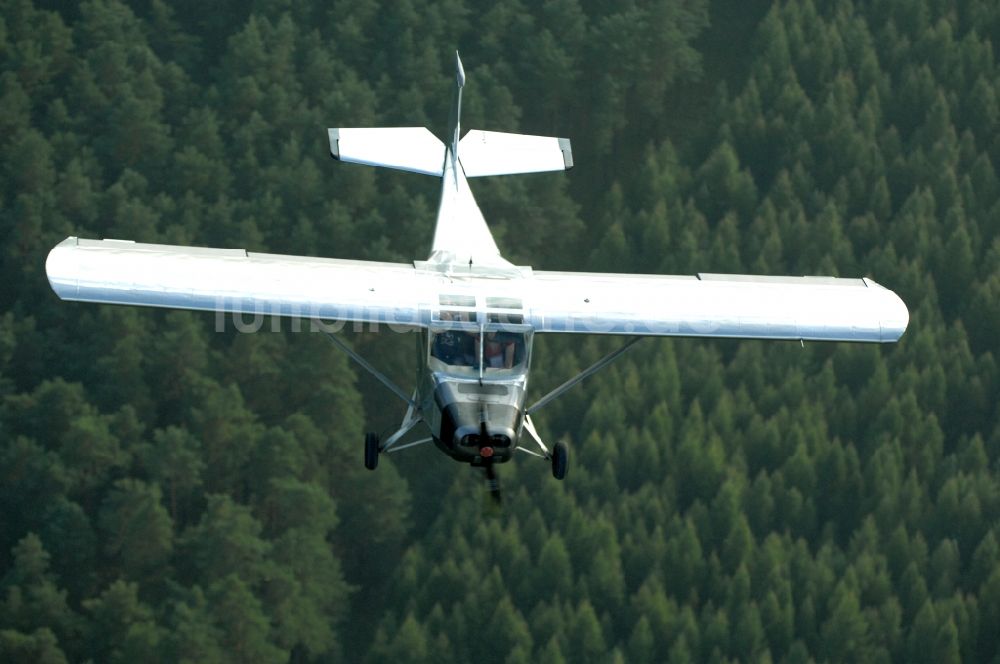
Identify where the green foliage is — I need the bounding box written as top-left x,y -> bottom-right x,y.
0,627 -> 68,664
1,0 -> 998,660
1,534 -> 79,650
98,479 -> 173,583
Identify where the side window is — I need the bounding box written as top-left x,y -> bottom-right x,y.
485,296 -> 523,324
437,310 -> 477,323
435,294 -> 477,323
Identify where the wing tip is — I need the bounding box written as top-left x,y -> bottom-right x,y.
328,128 -> 341,160
46,237 -> 79,300
881,291 -> 909,342
559,137 -> 573,170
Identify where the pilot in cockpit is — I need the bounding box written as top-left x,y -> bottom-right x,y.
480,331 -> 515,368
432,311 -> 476,366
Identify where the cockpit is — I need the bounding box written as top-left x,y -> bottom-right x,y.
431,328 -> 527,370
428,310 -> 530,376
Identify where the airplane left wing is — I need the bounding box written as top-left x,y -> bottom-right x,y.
526,270 -> 909,343
46,237 -> 439,326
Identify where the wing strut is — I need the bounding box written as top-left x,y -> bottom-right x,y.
526,337 -> 643,415
322,331 -> 417,409
518,414 -> 551,459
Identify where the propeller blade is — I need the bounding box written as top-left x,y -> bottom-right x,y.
485,463 -> 502,507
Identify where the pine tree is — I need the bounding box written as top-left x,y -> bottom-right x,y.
82,580 -> 162,664
0,627 -> 69,664
207,574 -> 286,664
98,479 -> 173,583
0,534 -> 78,655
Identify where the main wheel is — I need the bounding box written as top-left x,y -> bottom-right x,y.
364,432 -> 380,470
551,441 -> 568,480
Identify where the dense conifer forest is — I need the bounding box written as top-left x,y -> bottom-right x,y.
1,0 -> 998,661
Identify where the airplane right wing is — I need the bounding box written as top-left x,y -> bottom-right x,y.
525,271 -> 909,343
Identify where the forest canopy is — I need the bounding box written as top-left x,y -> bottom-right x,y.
1,0 -> 998,662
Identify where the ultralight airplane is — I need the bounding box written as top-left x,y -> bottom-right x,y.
46,53 -> 908,502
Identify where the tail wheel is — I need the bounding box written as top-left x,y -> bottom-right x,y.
364,432 -> 380,470
551,441 -> 568,480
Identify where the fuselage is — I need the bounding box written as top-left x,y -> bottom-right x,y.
417,322 -> 533,465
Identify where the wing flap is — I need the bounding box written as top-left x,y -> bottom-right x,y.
46,237 -> 439,326
527,271 -> 908,342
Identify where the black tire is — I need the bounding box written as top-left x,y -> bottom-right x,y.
364,432 -> 379,470
551,441 -> 568,480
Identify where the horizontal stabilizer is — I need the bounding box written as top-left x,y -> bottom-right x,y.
459,130 -> 572,177
328,127 -> 445,176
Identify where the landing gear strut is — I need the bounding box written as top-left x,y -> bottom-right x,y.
364,432 -> 380,470
518,414 -> 569,481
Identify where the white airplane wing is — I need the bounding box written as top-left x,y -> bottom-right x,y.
46,237 -> 438,327
47,238 -> 908,343
526,270 -> 909,343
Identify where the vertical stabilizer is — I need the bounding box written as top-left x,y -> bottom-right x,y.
428,52 -> 511,270
447,51 -> 465,168
326,52 -> 568,271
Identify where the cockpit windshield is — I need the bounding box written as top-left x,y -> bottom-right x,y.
430,328 -> 528,374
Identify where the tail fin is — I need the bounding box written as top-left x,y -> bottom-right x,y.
447,51 -> 465,166
327,51 -> 572,179
325,52 -> 463,178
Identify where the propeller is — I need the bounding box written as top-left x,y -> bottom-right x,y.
485,462 -> 502,506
